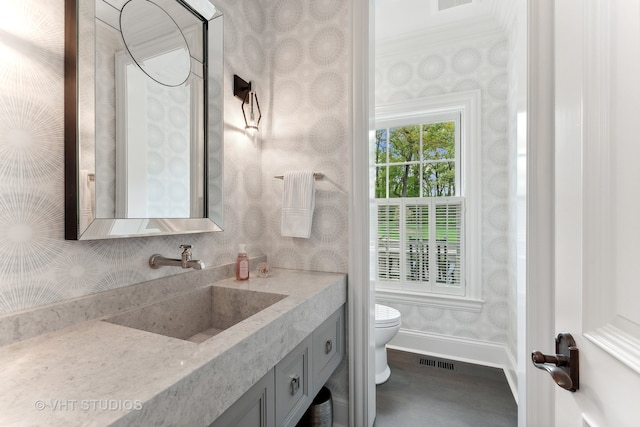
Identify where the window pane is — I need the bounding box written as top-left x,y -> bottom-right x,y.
405,204 -> 429,282
388,164 -> 420,198
389,126 -> 420,163
422,161 -> 456,197
435,203 -> 462,286
378,204 -> 400,281
422,121 -> 455,161
375,166 -> 387,198
375,129 -> 387,165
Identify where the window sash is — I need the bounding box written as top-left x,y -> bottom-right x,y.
376,197 -> 465,296
374,112 -> 461,199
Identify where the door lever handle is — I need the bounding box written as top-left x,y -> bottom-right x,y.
531,333 -> 579,392
531,351 -> 574,390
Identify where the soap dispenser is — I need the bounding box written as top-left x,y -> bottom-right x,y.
235,244 -> 249,281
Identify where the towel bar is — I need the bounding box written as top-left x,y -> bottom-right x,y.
274,173 -> 324,180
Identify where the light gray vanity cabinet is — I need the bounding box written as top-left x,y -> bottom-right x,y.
312,305 -> 345,390
275,335 -> 312,427
209,370 -> 275,427
211,305 -> 344,427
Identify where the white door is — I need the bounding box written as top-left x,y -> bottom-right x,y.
553,0 -> 640,425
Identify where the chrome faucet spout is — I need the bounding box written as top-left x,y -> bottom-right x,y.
149,245 -> 205,270
186,259 -> 205,270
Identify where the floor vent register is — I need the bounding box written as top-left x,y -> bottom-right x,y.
418,357 -> 456,371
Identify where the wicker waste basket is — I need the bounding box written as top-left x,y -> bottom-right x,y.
297,387 -> 333,427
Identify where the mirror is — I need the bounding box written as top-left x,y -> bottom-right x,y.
64,0 -> 224,240
120,0 -> 191,86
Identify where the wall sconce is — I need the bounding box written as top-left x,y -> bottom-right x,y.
233,74 -> 261,134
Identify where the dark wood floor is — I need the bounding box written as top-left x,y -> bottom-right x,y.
374,349 -> 517,427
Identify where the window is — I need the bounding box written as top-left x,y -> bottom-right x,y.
375,114 -> 465,296
374,115 -> 460,199
373,91 -> 481,306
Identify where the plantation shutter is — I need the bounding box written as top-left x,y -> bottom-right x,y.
377,202 -> 401,282
405,202 -> 429,283
433,199 -> 463,290
376,198 -> 464,294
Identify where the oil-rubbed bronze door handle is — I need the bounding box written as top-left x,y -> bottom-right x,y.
531,333 -> 579,392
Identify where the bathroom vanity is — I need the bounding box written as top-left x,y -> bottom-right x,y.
0,268 -> 346,426
211,306 -> 344,427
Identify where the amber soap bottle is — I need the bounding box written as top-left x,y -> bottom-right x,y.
235,244 -> 249,280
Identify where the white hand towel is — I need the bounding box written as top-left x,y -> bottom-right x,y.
281,171 -> 315,238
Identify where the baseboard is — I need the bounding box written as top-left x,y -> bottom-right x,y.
388,329 -> 519,403
503,347 -> 518,404
332,396 -> 348,427
388,328 -> 509,368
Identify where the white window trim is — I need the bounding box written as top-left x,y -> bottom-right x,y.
374,90 -> 483,309
376,288 -> 485,313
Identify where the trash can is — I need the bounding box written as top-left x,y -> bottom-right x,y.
298,387 -> 333,427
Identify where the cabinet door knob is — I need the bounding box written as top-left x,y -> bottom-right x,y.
325,339 -> 333,354
290,375 -> 300,395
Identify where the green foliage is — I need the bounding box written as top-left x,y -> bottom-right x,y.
375,122 -> 456,198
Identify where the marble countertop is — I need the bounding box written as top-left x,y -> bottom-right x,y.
0,268 -> 347,426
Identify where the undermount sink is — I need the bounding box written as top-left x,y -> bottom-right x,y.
104,286 -> 287,344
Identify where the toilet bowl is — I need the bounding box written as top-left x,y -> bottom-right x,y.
375,304 -> 401,384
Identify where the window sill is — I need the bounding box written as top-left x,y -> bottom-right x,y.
375,288 -> 485,312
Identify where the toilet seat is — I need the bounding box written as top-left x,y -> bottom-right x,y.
375,304 -> 401,327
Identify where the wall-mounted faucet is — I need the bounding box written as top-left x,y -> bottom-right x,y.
149,244 -> 205,270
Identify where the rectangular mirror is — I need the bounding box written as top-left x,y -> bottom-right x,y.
64,0 -> 224,239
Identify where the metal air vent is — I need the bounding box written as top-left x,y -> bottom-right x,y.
419,357 -> 456,371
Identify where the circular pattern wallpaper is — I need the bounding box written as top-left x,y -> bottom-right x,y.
376,35 -> 515,345
309,72 -> 345,109
272,0 -> 303,32
272,38 -> 304,74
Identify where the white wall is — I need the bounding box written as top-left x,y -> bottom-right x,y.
504,4 -> 521,396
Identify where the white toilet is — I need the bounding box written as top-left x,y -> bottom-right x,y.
375,304 -> 401,384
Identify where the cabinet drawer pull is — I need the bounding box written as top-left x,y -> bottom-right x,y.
325,339 -> 333,354
290,375 -> 300,395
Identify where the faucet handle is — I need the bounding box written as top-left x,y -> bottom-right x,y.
180,244 -> 193,266
180,244 -> 192,260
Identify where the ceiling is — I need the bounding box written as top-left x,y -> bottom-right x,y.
374,0 -> 509,41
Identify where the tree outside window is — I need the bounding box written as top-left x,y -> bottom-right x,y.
375,122 -> 456,199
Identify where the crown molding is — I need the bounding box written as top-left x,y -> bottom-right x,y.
376,16 -> 505,59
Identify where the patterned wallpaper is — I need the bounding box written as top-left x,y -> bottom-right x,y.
0,0 -> 350,313
259,0 -> 351,400
0,0 -> 350,405
375,30 -> 513,345
261,0 -> 350,273
0,1 -> 241,313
